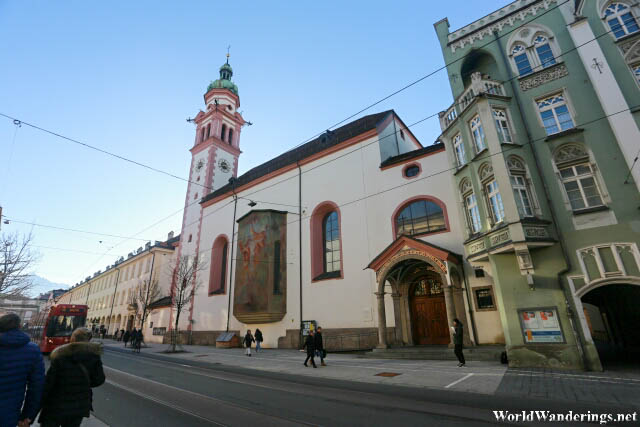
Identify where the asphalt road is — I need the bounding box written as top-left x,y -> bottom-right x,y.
90,347 -> 634,426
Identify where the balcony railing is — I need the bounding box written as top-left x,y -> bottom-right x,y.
439,72 -> 506,131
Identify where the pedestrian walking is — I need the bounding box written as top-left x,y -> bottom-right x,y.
119,329 -> 125,342
452,318 -> 465,367
38,327 -> 105,427
99,326 -> 106,340
314,326 -> 326,366
123,330 -> 130,348
244,330 -> 254,356
254,328 -> 263,352
134,329 -> 144,353
0,313 -> 45,427
303,330 -> 317,368
130,328 -> 138,348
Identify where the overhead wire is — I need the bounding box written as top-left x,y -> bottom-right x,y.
13,20 -> 622,275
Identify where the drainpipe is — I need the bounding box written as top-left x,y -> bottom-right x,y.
226,178 -> 238,332
297,160 -> 303,348
494,32 -> 588,368
106,267 -> 121,336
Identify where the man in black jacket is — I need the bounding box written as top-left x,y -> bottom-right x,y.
314,327 -> 326,366
452,318 -> 465,367
38,328 -> 106,427
303,330 -> 317,368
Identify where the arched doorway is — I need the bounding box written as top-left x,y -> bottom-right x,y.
581,284 -> 640,367
409,272 -> 449,345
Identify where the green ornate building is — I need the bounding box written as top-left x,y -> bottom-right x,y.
434,0 -> 640,370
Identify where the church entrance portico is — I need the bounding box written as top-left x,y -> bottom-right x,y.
367,235 -> 471,349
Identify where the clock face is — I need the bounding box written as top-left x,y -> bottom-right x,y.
195,160 -> 204,171
218,159 -> 230,173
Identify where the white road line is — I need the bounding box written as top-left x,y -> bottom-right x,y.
445,373 -> 474,389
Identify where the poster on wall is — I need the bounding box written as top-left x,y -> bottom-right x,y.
302,320 -> 317,336
519,307 -> 564,343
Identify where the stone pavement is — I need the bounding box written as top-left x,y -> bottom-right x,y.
96,339 -> 640,409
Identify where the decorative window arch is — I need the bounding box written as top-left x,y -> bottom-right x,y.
460,178 -> 482,234
506,155 -> 536,217
201,127 -> 206,142
221,124 -> 227,142
603,2 -> 640,39
206,123 -> 211,139
392,196 -> 449,238
310,201 -> 343,281
228,127 -> 234,146
507,24 -> 561,76
552,143 -> 606,212
209,235 -> 229,295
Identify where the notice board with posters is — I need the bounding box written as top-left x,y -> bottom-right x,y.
301,320 -> 317,336
518,307 -> 565,344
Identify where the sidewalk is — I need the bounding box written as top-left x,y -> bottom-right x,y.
96,339 -> 640,409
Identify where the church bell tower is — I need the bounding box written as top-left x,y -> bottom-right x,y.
178,52 -> 245,261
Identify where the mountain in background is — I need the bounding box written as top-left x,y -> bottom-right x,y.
28,275 -> 70,297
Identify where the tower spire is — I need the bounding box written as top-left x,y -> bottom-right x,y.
226,45 -> 231,64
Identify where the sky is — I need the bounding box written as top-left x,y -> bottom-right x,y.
0,0 -> 511,289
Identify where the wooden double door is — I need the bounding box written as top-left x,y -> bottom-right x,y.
410,277 -> 449,345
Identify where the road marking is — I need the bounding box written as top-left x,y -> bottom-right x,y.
445,373 -> 474,389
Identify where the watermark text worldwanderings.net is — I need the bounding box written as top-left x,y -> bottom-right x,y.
493,410 -> 637,425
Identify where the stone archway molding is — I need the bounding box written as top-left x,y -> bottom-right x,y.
366,235 -> 462,348
574,276 -> 640,298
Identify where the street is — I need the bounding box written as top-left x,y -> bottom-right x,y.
85,344 -> 638,426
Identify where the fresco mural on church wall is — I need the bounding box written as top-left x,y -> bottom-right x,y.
233,210 -> 287,323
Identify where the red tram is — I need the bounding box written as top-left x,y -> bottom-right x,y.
29,304 -> 88,353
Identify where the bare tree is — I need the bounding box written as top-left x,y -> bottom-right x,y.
168,255 -> 205,352
0,231 -> 39,296
131,277 -> 161,338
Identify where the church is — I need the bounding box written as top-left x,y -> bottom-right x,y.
170,55 -> 503,353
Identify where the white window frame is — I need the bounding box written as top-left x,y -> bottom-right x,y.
603,2 -> 640,39
533,35 -> 556,68
558,162 -> 605,211
631,62 -> 640,86
453,133 -> 466,167
510,174 -> 534,217
485,179 -> 505,224
536,93 -> 575,135
464,192 -> 482,234
470,115 -> 486,153
492,108 -> 514,144
511,44 -> 533,76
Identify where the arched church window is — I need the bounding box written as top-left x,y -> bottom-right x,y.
201,127 -> 206,142
394,198 -> 447,237
310,201 -> 343,281
209,236 -> 228,295
323,211 -> 340,274
228,128 -> 233,145
221,124 -> 227,142
604,2 -> 640,39
206,123 -> 211,139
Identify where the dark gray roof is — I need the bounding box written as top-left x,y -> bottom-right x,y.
201,110 -> 394,204
380,142 -> 445,168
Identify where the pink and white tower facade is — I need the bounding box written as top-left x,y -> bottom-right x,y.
173,55 -> 245,330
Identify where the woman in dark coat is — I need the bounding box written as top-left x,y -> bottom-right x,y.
244,330 -> 254,356
38,328 -> 105,427
314,326 -> 326,366
123,330 -> 130,347
303,330 -> 317,368
452,318 -> 465,367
